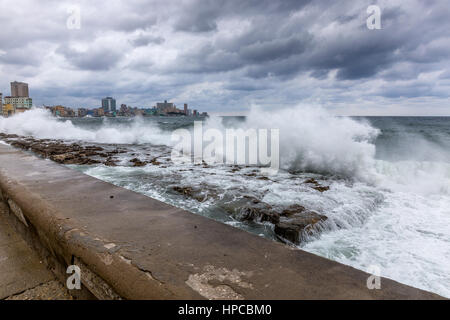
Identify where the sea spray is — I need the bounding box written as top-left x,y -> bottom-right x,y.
0,108 -> 171,145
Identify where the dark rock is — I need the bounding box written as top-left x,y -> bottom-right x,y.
230,166 -> 240,172
304,178 -> 330,193
313,186 -> 330,192
150,158 -> 161,166
238,202 -> 280,224
130,158 -> 146,167
172,186 -> 210,202
304,178 -> 319,185
280,204 -> 307,217
50,153 -> 74,163
104,157 -> 118,166
274,212 -> 327,244
85,146 -> 104,151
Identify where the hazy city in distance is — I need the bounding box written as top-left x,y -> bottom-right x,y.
0,81 -> 208,118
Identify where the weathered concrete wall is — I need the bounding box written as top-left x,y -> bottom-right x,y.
0,144 -> 443,299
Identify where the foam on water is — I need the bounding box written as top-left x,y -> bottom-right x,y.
0,108 -> 171,145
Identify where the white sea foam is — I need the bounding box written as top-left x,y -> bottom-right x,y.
0,108 -> 171,145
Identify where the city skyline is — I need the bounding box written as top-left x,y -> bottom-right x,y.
0,80 -> 207,117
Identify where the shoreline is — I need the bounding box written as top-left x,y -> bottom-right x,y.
0,142 -> 444,299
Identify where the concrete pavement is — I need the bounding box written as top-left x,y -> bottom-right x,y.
0,202 -> 71,300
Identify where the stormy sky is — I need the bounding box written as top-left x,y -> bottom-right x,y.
0,0 -> 449,115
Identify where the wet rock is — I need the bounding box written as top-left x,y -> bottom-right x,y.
280,204 -> 307,217
130,158 -> 147,167
304,178 -> 319,184
85,146 -> 104,151
313,186 -> 330,192
10,140 -> 31,150
172,186 -> 209,202
304,178 -> 330,193
173,186 -> 194,196
150,158 -> 161,166
50,153 -> 75,163
4,135 -> 115,167
274,212 -> 327,244
104,157 -> 118,166
238,202 -> 280,224
201,160 -> 210,168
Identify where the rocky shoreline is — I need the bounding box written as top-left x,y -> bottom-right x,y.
0,133 -> 330,245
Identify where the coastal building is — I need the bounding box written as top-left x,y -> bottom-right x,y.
156,100 -> 176,114
4,96 -> 33,109
78,108 -> 88,117
94,108 -> 105,117
184,103 -> 188,115
2,104 -> 14,117
44,105 -> 76,117
0,93 -> 3,112
3,81 -> 33,115
102,97 -> 116,113
10,81 -> 29,97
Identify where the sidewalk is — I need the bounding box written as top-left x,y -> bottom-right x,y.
0,203 -> 71,300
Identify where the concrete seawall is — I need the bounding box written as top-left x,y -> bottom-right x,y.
0,144 -> 443,299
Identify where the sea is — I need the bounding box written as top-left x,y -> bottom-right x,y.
0,107 -> 449,297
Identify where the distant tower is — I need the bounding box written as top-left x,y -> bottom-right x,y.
184,104 -> 188,115
0,93 -> 3,111
101,97 -> 116,112
10,81 -> 29,97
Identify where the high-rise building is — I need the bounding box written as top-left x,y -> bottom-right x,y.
10,81 -> 29,97
184,103 -> 188,115
0,93 -> 3,112
5,81 -> 32,113
156,100 -> 174,111
102,97 -> 116,112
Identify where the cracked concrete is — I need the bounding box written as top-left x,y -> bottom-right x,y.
0,203 -> 70,300
186,265 -> 254,300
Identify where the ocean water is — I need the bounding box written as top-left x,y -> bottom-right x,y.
0,108 -> 449,297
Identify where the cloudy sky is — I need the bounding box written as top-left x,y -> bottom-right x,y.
0,0 -> 449,115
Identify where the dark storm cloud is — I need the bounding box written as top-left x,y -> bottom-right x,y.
173,0 -> 313,33
131,34 -> 165,47
56,45 -> 124,71
1,0 -> 450,114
